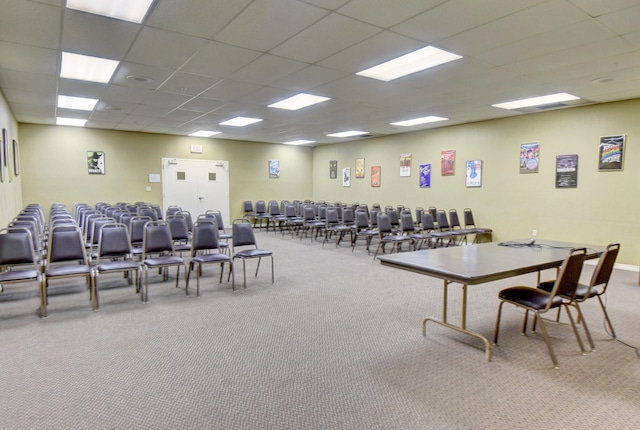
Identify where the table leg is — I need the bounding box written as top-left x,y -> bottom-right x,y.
422,280 -> 492,362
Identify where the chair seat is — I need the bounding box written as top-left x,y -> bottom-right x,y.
45,265 -> 91,277
143,256 -> 184,267
498,286 -> 562,310
538,281 -> 597,300
381,235 -> 412,242
193,253 -> 231,264
97,260 -> 141,272
235,249 -> 272,258
173,244 -> 192,252
0,269 -> 40,282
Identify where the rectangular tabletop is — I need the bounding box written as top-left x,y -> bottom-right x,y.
378,240 -> 605,285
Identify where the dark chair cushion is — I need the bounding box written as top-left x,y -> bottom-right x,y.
538,281 -> 597,300
193,254 -> 231,264
498,286 -> 562,310
143,256 -> 184,267
97,261 -> 140,272
235,249 -> 272,258
0,270 -> 40,282
45,265 -> 91,277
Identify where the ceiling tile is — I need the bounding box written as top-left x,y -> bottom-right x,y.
126,27 -> 207,69
0,0 -> 61,49
200,79 -> 263,102
180,41 -> 262,78
157,72 -> 222,96
336,0 -> 446,28
0,42 -> 59,75
179,97 -> 226,114
595,4 -> 640,36
231,54 -> 309,86
270,65 -> 348,92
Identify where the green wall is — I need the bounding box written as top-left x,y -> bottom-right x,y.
18,124 -> 313,221
313,99 -> 640,266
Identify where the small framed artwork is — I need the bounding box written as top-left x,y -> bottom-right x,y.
371,166 -> 381,187
12,140 -> 19,176
269,160 -> 280,178
556,154 -> 578,188
419,163 -> 431,188
441,150 -> 455,175
330,160 -> 337,179
520,142 -> 539,173
87,151 -> 106,174
598,134 -> 625,171
342,167 -> 351,187
0,137 -> 4,183
400,153 -> 411,176
1,129 -> 7,168
466,160 -> 482,187
355,158 -> 365,178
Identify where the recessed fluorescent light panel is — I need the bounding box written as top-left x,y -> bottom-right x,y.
66,0 -> 154,24
326,131 -> 368,138
391,116 -> 448,127
269,94 -> 330,110
57,95 -> 99,111
283,140 -> 315,145
60,52 -> 119,84
56,117 -> 87,127
219,117 -> 263,127
189,130 -> 221,137
357,46 -> 462,82
492,92 -> 580,110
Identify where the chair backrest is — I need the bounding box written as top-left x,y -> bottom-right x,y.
415,207 -> 424,224
268,200 -> 280,216
120,212 -> 134,230
400,212 -> 415,233
589,243 -> 620,289
284,204 -> 297,218
166,205 -> 182,218
255,200 -> 267,214
377,213 -> 393,235
436,210 -> 450,230
548,248 -> 587,304
342,207 -> 354,225
387,209 -> 399,226
355,211 -> 370,230
303,206 -> 316,222
428,207 -> 437,222
370,208 -> 380,227
47,225 -> 88,265
178,211 -> 193,232
210,211 -> 226,231
97,223 -> 133,258
243,201 -> 254,213
151,204 -> 163,220
130,216 -> 152,244
449,209 -> 462,229
463,208 -> 476,228
167,215 -> 190,242
138,207 -> 158,221
0,228 -> 37,266
232,219 -> 258,248
143,221 -> 174,254
191,220 -> 221,253
9,220 -> 41,253
421,213 -> 436,231
91,217 -> 116,246
325,207 -> 339,225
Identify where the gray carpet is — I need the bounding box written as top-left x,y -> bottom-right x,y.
0,231 -> 639,429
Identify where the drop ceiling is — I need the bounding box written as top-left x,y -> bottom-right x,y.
1,0 -> 640,146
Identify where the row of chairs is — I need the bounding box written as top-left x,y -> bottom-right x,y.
0,203 -> 274,318
494,243 -> 620,367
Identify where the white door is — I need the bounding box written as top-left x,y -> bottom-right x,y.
162,158 -> 230,227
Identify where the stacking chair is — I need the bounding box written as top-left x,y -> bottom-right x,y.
138,206 -> 158,221
178,211 -> 194,234
373,213 -> 413,259
435,210 -> 465,246
448,209 -> 476,245
537,243 -> 620,344
208,210 -> 232,242
186,220 -> 234,295
463,208 -> 493,243
267,201 -> 288,233
281,204 -> 303,237
141,221 -> 187,302
421,213 -> 455,248
166,215 -> 192,255
252,200 -> 270,228
92,223 -> 143,307
42,225 -> 94,318
493,248 -> 588,368
0,228 -> 42,310
231,219 -> 273,289
351,210 -> 378,254
166,205 -> 182,218
323,207 -> 356,247
129,216 -> 152,259
299,206 -> 324,242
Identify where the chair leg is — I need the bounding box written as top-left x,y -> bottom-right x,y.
597,295 -> 617,338
565,304 -> 589,353
242,259 -> 247,289
534,313 -> 559,368
270,255 -> 274,284
39,280 -> 48,318
493,301 -> 505,344
91,275 -> 99,311
255,257 -> 261,277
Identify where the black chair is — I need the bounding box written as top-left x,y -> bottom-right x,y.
231,219 -> 273,289
42,225 -> 94,318
267,201 -> 288,233
186,220 -> 234,295
281,204 -> 303,237
421,213 -> 455,248
166,215 -> 192,255
0,228 -> 42,310
373,213 -> 413,259
206,210 -> 232,242
448,209 -> 476,245
463,208 -> 493,243
299,206 -> 324,242
129,215 -> 152,259
537,243 -> 620,345
252,200 -> 270,228
351,210 -> 378,254
141,221 -> 187,302
323,207 -> 356,247
92,223 -> 143,307
493,248 -> 588,368
435,210 -> 465,246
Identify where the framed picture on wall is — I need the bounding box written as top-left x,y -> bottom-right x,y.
87,151 -> 106,174
556,154 -> 578,188
330,160 -> 337,179
0,137 -> 4,183
355,158 -> 365,178
400,153 -> 411,176
419,163 -> 431,188
520,142 -> 539,173
342,167 -> 351,187
371,166 -> 381,187
1,128 -> 7,168
12,140 -> 19,176
441,150 -> 455,175
598,134 -> 625,171
269,160 -> 280,178
465,160 -> 482,187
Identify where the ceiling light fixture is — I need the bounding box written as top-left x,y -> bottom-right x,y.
60,52 -> 119,84
219,117 -> 263,127
391,116 -> 448,126
189,130 -> 221,137
326,130 -> 368,138
57,95 -> 99,111
357,46 -> 462,82
283,140 -> 315,145
66,0 -> 155,24
492,92 -> 580,110
269,93 -> 330,110
56,117 -> 87,127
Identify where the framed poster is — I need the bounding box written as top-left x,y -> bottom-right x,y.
342,167 -> 351,187
371,166 -> 381,187
329,160 -> 337,179
269,160 -> 280,178
400,153 -> 411,176
466,160 -> 482,187
1,128 -> 7,168
87,151 -> 106,174
419,163 -> 431,188
355,158 -> 365,178
556,154 -> 578,188
0,136 -> 3,183
520,142 -> 539,173
598,134 -> 625,171
12,140 -> 19,176
441,150 -> 455,175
